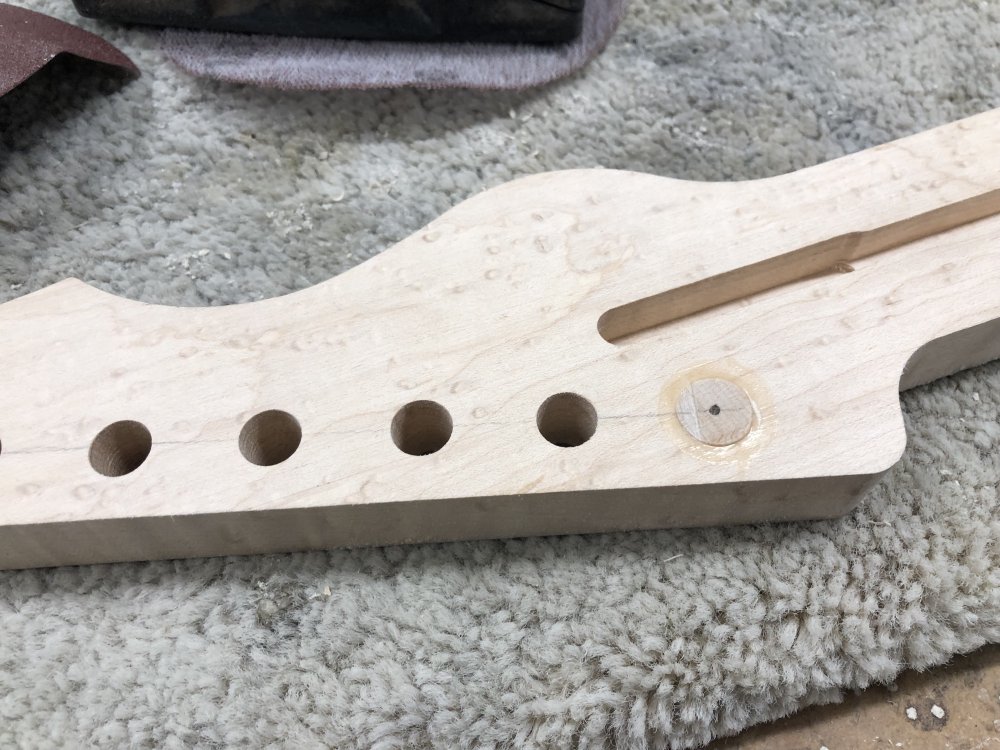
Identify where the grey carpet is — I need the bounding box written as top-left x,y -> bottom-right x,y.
1,1 -> 999,748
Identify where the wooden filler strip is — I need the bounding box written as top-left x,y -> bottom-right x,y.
0,110 -> 999,568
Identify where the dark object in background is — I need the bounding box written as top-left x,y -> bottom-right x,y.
0,3 -> 138,97
72,0 -> 585,43
162,0 -> 625,91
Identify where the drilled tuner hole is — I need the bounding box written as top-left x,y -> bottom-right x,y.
709,404 -> 721,416
239,410 -> 302,466
537,392 -> 597,448
89,420 -> 152,477
392,400 -> 453,456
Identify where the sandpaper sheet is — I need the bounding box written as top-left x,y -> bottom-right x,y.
0,3 -> 137,97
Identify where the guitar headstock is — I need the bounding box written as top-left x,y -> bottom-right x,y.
1,110 -> 998,568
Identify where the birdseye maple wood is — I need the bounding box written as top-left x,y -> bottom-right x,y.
1,110 -> 999,569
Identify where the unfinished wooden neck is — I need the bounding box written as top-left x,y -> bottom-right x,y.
1,109 -> 999,569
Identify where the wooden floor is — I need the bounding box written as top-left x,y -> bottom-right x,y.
708,644 -> 1000,749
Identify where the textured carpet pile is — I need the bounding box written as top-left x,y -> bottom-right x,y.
1,1 -> 999,747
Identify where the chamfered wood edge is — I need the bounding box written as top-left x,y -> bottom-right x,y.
901,317 -> 1000,391
0,473 -> 880,570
